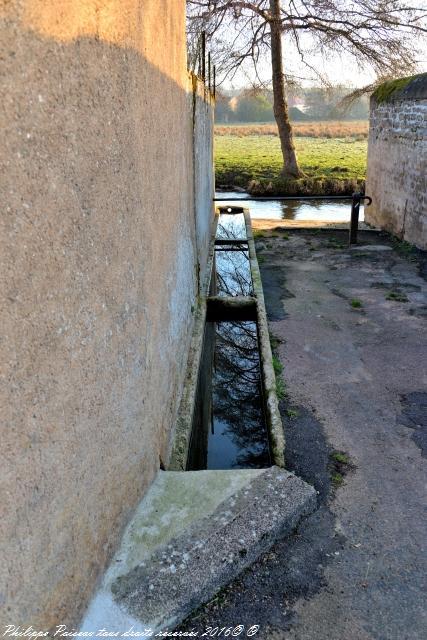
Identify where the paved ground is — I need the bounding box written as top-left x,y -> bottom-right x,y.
180,228 -> 427,640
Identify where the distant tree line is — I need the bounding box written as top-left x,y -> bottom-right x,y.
188,0 -> 425,177
215,86 -> 369,123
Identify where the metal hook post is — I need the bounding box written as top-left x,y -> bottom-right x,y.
349,193 -> 372,245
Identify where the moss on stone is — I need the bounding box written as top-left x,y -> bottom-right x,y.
372,75 -> 421,103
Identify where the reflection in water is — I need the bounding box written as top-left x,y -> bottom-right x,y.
216,212 -> 247,238
216,250 -> 252,297
207,321 -> 270,469
215,192 -> 364,222
187,211 -> 271,470
216,212 -> 253,297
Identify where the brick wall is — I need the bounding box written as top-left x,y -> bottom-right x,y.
366,74 -> 427,249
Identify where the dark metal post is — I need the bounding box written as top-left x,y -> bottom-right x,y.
349,194 -> 373,245
201,31 -> 206,81
349,192 -> 362,245
208,52 -> 211,91
213,65 -> 216,98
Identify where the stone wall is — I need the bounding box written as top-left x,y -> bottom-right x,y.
366,74 -> 427,249
0,0 -> 214,630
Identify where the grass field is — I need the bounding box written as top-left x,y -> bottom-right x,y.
215,126 -> 368,195
215,120 -> 368,139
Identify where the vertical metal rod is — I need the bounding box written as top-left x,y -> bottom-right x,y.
349,192 -> 361,245
201,31 -> 206,81
208,52 -> 211,91
213,65 -> 216,97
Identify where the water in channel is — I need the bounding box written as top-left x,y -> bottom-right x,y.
215,213 -> 252,297
207,320 -> 270,469
215,191 -> 365,222
187,212 -> 271,470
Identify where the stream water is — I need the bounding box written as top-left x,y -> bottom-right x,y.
215,191 -> 365,222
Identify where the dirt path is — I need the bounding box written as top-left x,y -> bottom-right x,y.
180,229 -> 427,640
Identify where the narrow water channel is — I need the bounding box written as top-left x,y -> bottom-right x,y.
215,213 -> 252,297
187,211 -> 271,470
207,320 -> 270,469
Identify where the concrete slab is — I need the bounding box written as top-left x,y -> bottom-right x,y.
80,467 -> 316,635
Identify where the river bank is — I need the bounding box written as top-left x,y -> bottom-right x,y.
215,134 -> 367,196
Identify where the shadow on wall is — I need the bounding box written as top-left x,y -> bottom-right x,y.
1,13 -> 213,632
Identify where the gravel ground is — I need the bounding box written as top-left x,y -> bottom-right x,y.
179,228 -> 427,640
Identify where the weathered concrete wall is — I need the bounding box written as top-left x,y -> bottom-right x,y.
0,0 -> 214,630
366,74 -> 427,249
193,80 -> 215,285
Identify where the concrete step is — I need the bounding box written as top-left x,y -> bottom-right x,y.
80,467 -> 316,635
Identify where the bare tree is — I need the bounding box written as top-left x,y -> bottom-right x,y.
187,0 -> 426,178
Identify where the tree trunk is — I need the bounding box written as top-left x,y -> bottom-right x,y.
269,0 -> 303,178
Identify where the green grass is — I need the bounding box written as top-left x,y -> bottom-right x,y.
272,354 -> 286,400
328,237 -> 346,249
215,135 -> 367,191
286,408 -> 299,419
331,452 -> 350,465
331,472 -> 344,487
272,354 -> 283,375
385,291 -> 409,302
269,335 -> 282,351
329,450 -> 353,488
350,299 -> 363,309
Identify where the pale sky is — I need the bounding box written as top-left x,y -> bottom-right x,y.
221,30 -> 427,91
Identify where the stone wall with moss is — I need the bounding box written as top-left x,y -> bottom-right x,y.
0,0 -> 214,631
366,73 -> 427,249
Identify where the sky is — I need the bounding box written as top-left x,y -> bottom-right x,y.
223,42 -> 427,91
223,50 -> 379,91
218,19 -> 427,91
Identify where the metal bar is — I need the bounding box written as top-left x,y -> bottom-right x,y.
214,247 -> 249,252
349,192 -> 361,244
208,52 -> 211,91
215,195 -> 354,202
213,66 -> 216,97
349,193 -> 372,245
197,37 -> 202,77
215,238 -> 248,245
201,31 -> 206,81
